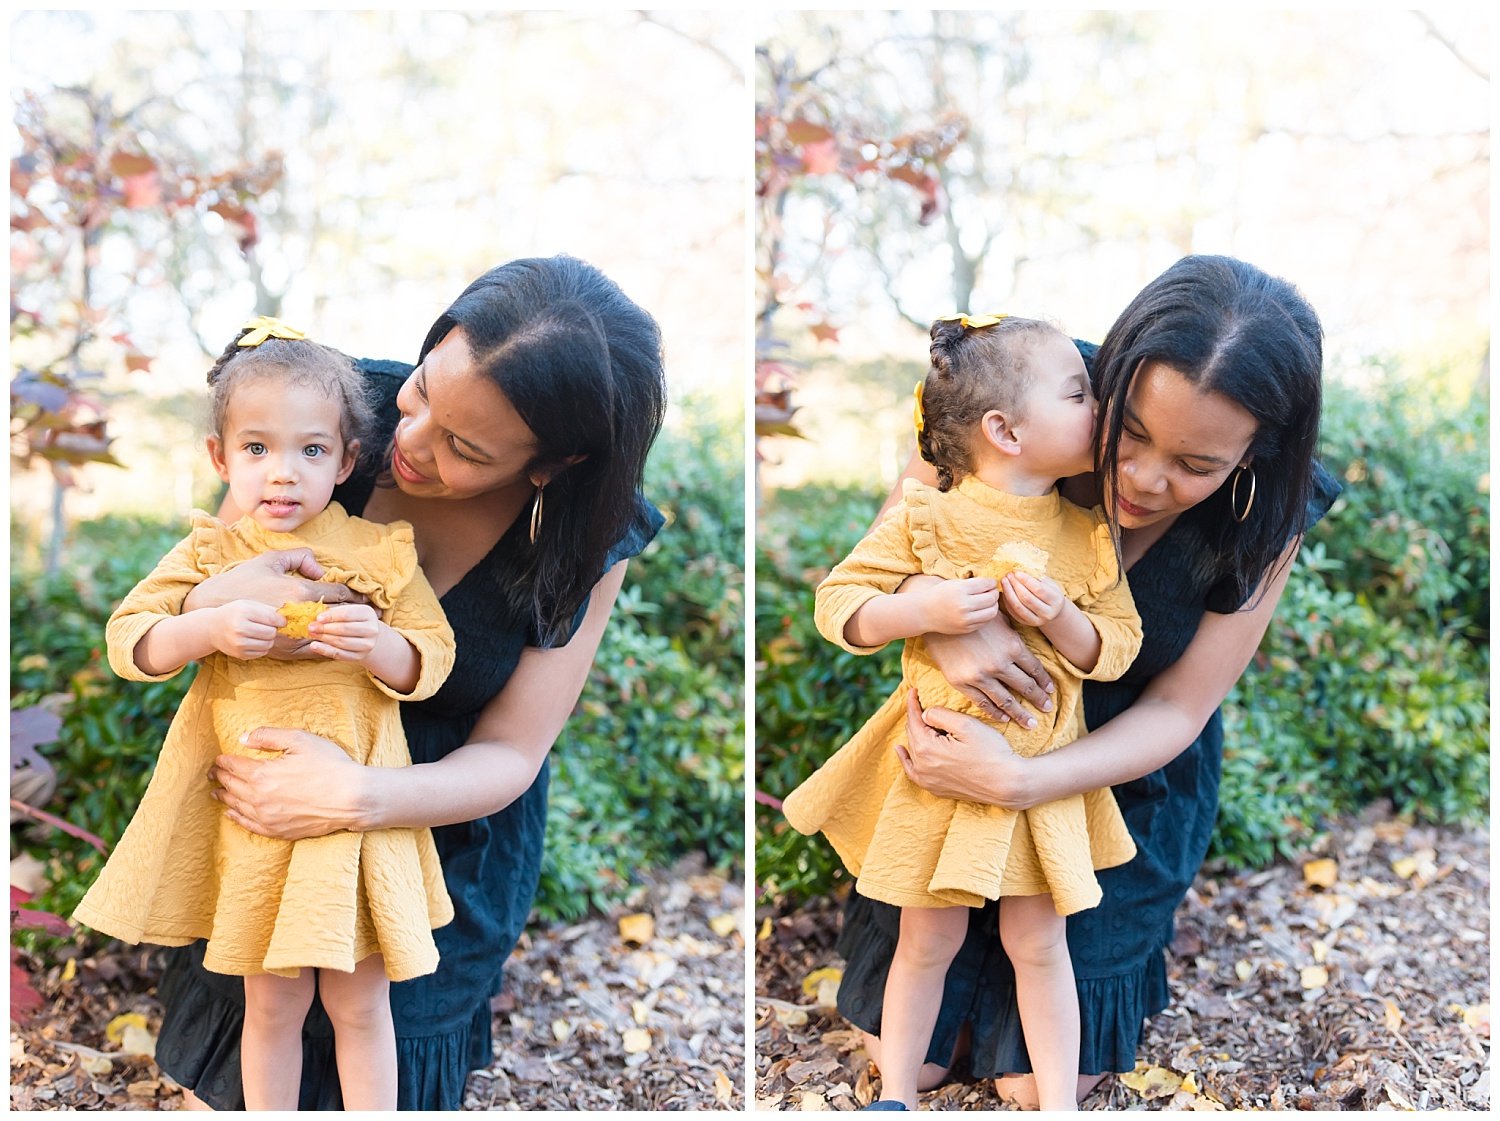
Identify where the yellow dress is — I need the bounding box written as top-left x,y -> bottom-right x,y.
73,503 -> 456,981
782,476 -> 1143,915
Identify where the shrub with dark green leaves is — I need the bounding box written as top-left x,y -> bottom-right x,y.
756,373 -> 1489,904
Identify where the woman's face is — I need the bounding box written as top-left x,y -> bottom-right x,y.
391,327 -> 541,501
1110,361 -> 1258,531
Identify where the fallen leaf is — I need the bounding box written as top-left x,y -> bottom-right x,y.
801,966 -> 843,998
800,1090 -> 828,1110
1120,1062 -> 1184,1099
1234,959 -> 1254,981
618,912 -> 655,945
60,958 -> 76,983
758,917 -> 773,941
1463,1003 -> 1490,1036
1302,858 -> 1339,888
714,1069 -> 734,1104
1385,1081 -> 1417,1110
1300,965 -> 1329,990
709,911 -> 738,937
551,1019 -> 571,1042
1392,856 -> 1419,879
79,1053 -> 113,1077
1384,1000 -> 1403,1033
632,1000 -> 649,1025
104,1012 -> 149,1045
1312,939 -> 1328,964
621,1028 -> 651,1054
126,1080 -> 160,1098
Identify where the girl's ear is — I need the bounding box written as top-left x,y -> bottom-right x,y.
980,410 -> 1022,458
337,439 -> 360,484
206,435 -> 231,483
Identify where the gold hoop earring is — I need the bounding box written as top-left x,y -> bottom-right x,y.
1231,465 -> 1257,523
529,484 -> 545,545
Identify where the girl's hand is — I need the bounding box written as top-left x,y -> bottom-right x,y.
209,600 -> 287,660
1000,573 -> 1068,627
919,577 -> 1000,635
183,550 -> 369,660
210,727 -> 366,840
306,604 -> 381,663
894,689 -> 1037,811
921,616 -> 1056,729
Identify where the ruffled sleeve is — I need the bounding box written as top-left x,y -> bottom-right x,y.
1054,510 -> 1143,683
346,521 -> 456,703
813,483 -> 929,655
104,512 -> 222,683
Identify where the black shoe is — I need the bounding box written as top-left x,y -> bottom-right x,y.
861,1102 -> 909,1111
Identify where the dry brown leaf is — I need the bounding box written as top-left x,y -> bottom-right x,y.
1302,858 -> 1339,888
1384,1000 -> 1403,1033
125,1080 -> 160,1098
800,1090 -> 828,1110
714,1069 -> 734,1104
618,912 -> 655,945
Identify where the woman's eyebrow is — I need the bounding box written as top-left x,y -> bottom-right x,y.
1122,406 -> 1232,466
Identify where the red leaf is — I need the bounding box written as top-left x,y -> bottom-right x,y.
121,170 -> 162,209
801,138 -> 839,176
124,351 -> 154,373
109,151 -> 155,177
13,908 -> 72,936
809,321 -> 840,344
10,961 -> 44,1022
785,119 -> 833,145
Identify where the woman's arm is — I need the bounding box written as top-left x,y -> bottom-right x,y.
899,538 -> 1301,810
210,561 -> 628,838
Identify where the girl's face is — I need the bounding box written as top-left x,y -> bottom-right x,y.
207,373 -> 357,533
1110,361 -> 1258,530
1010,331 -> 1098,480
391,327 -> 543,501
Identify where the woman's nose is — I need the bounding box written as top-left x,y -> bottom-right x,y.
1124,456 -> 1167,494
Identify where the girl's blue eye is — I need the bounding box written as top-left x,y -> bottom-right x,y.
246,442 -> 266,455
304,445 -> 326,458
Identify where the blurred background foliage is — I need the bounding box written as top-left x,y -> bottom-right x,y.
9,10 -> 745,969
754,11 -> 1488,904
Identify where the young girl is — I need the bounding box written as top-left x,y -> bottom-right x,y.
72,317 -> 457,1111
783,315 -> 1144,1111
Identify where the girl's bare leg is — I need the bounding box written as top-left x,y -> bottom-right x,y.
318,954 -> 396,1110
998,894 -> 1078,1111
241,970 -> 316,1111
877,906 -> 970,1109
859,1030 -> 955,1093
178,1087 -> 214,1111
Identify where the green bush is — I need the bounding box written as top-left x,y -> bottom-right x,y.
755,372 -> 1489,903
10,412 -> 745,930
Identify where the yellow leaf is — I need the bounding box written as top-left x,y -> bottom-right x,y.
1234,959 -> 1253,981
758,917 -> 773,941
1181,1071 -> 1199,1094
801,966 -> 843,998
774,1004 -> 809,1027
1392,856 -> 1419,879
632,1000 -> 650,1025
120,1024 -> 157,1058
709,911 -> 739,937
714,1069 -> 734,1104
80,1053 -> 114,1077
1302,858 -> 1338,888
1120,1062 -> 1184,1099
1300,965 -> 1329,990
1312,939 -> 1328,964
618,912 -> 655,945
61,958 -> 76,982
552,1019 -> 571,1042
1384,1000 -> 1403,1033
1463,1003 -> 1490,1036
622,1028 -> 651,1054
105,1012 -> 149,1045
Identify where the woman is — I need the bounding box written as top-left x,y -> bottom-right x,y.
151,256 -> 667,1110
832,255 -> 1340,1108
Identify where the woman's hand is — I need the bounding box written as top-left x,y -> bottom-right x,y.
920,611 -> 1056,728
210,727 -> 368,840
183,550 -> 369,660
894,690 -> 1037,811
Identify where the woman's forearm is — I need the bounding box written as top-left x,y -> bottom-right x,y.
1013,696 -> 1205,806
352,740 -> 541,831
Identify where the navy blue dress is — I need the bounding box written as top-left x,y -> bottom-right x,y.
153,360 -> 664,1109
833,457 -> 1340,1077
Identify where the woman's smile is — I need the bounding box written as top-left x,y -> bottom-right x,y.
390,435 -> 435,485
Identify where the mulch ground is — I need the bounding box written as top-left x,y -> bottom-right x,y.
756,804 -> 1489,1111
9,855 -> 745,1111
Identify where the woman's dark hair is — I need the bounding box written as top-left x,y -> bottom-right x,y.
917,316 -> 1061,491
418,256 -> 666,647
206,328 -> 374,457
1092,255 -> 1323,608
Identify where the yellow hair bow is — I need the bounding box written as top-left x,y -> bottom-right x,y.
938,312 -> 1008,330
913,380 -> 926,435
238,315 -> 307,347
